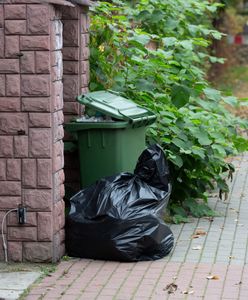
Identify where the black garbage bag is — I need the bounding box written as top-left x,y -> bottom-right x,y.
65,144 -> 174,261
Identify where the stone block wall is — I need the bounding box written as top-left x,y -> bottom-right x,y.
0,1 -> 89,262
61,6 -> 89,195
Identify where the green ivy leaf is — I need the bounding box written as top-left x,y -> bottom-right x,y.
172,137 -> 189,149
193,38 -> 209,47
222,96 -> 238,107
208,132 -> 225,143
233,137 -> 248,152
137,10 -> 150,21
198,133 -> 212,146
135,78 -> 155,91
162,37 -> 177,47
211,31 -> 223,40
165,18 -> 179,31
203,87 -> 221,101
212,144 -> 226,156
151,10 -> 165,22
188,24 -> 198,35
192,146 -> 205,159
179,40 -> 193,50
188,127 -> 212,146
169,153 -> 183,168
131,34 -> 150,45
171,84 -> 190,108
209,56 -> 225,64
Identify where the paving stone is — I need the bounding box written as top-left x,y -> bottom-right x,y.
0,289 -> 23,300
21,153 -> 248,299
0,272 -> 40,300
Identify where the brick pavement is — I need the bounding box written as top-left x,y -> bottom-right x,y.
25,154 -> 248,300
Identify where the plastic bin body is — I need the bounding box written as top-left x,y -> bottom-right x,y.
76,124 -> 146,187
65,91 -> 156,188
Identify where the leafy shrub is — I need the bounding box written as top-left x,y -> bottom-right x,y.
89,0 -> 248,222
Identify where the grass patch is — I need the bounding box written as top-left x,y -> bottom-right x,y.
213,64 -> 248,97
212,64 -> 248,119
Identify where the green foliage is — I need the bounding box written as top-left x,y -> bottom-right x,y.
89,0 -> 248,222
221,0 -> 243,7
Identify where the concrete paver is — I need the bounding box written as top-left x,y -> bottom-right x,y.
25,153 -> 248,299
0,271 -> 40,300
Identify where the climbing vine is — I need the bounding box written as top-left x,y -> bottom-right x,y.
89,0 -> 248,222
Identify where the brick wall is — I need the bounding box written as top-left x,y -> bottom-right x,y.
61,6 -> 89,196
0,1 -> 89,262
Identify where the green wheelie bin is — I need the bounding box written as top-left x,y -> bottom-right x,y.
65,90 -> 157,188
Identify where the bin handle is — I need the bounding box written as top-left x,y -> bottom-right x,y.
119,114 -> 157,128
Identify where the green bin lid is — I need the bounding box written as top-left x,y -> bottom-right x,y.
77,91 -> 156,127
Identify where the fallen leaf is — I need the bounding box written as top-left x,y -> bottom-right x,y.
164,283 -> 178,294
206,275 -> 220,280
192,245 -> 202,250
195,229 -> 207,236
182,290 -> 194,295
192,229 -> 207,239
191,235 -> 200,239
